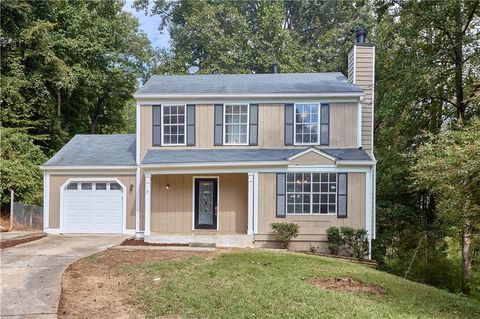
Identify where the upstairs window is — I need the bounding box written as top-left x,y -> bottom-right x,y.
224,104 -> 249,145
294,103 -> 319,144
162,105 -> 186,145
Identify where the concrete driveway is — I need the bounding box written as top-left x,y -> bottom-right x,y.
0,235 -> 126,318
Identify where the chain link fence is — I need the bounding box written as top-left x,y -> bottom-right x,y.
11,202 -> 43,230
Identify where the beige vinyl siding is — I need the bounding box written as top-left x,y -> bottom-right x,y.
256,172 -> 366,242
150,173 -> 248,234
258,103 -> 285,147
48,174 -> 136,230
290,152 -> 335,166
140,105 -> 152,160
355,45 -> 374,152
330,102 -> 357,147
139,103 -> 358,152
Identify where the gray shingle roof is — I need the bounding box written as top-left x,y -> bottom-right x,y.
142,148 -> 371,165
43,134 -> 136,166
135,73 -> 363,95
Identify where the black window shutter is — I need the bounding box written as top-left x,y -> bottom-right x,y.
320,103 -> 330,145
152,105 -> 162,146
249,104 -> 259,146
337,173 -> 348,218
284,103 -> 294,146
276,173 -> 286,218
214,104 -> 223,146
186,104 -> 196,146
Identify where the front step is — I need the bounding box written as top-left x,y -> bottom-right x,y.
189,242 -> 216,248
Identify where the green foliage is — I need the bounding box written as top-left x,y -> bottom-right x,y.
0,128 -> 47,205
326,226 -> 341,255
0,0 -> 153,204
339,227 -> 369,260
412,118 -> 480,295
134,0 -> 373,74
270,222 -> 300,249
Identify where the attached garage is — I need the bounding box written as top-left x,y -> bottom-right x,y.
41,134 -> 138,235
62,181 -> 124,233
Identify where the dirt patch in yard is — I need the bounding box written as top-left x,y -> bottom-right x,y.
58,248 -> 218,319
309,277 -> 385,295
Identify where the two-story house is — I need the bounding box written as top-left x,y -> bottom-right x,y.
41,30 -> 376,256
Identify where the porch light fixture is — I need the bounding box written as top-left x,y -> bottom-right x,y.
166,184 -> 170,190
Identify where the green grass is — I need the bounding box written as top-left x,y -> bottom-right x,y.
130,251 -> 480,319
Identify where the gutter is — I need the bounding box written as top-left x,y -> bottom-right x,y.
133,92 -> 364,99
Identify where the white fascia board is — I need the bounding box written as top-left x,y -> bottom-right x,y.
40,165 -> 137,171
336,160 -> 376,166
141,161 -> 289,169
133,92 -> 364,100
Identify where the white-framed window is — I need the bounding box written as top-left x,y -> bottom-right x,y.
286,173 -> 337,215
162,105 -> 186,146
294,103 -> 320,145
224,104 -> 249,145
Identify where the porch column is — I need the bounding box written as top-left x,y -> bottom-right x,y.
247,172 -> 257,235
144,173 -> 152,236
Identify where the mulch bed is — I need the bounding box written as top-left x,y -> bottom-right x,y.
121,238 -> 189,247
0,234 -> 46,249
309,277 -> 385,295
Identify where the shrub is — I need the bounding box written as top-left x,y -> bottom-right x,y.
340,227 -> 369,260
326,227 -> 342,255
270,222 -> 300,249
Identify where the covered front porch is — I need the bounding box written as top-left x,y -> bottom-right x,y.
143,171 -> 259,247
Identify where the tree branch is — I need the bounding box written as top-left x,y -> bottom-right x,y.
462,0 -> 479,36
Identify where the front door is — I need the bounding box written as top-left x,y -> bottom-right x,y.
194,178 -> 218,229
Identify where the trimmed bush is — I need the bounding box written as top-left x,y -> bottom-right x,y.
270,222 -> 300,249
340,227 -> 369,260
326,227 -> 342,255
326,226 -> 369,260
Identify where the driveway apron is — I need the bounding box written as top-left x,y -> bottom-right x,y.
0,235 -> 125,318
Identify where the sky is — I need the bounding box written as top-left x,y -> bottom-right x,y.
122,1 -> 171,49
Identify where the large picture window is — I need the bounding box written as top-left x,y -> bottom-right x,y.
162,105 -> 186,145
286,173 -> 337,215
224,104 -> 249,145
294,103 -> 319,144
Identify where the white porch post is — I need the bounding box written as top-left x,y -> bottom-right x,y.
144,173 -> 152,236
247,172 -> 257,235
135,168 -> 143,238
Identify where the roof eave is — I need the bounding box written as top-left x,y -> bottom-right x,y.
133,92 -> 364,99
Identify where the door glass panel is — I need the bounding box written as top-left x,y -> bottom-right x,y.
95,183 -> 107,190
66,182 -> 78,190
198,181 -> 215,227
110,183 -> 121,190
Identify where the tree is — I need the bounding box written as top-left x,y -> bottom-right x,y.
412,119 -> 480,295
0,128 -> 47,205
134,0 -> 372,74
0,0 -> 153,204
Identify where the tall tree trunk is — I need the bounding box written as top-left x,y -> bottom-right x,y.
461,225 -> 472,295
454,2 -> 465,124
57,91 -> 61,116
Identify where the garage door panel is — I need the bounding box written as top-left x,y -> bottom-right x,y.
63,183 -> 123,233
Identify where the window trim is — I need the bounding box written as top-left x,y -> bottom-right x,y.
285,172 -> 338,216
293,102 -> 321,146
161,104 -> 187,146
223,103 -> 250,146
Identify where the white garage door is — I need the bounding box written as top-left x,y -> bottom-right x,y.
63,181 -> 123,233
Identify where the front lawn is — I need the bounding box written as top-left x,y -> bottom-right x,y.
130,250 -> 480,319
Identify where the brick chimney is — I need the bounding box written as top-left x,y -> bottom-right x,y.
348,27 -> 375,152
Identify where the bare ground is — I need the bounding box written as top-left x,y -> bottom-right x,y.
309,277 -> 385,294
58,248 -> 218,319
